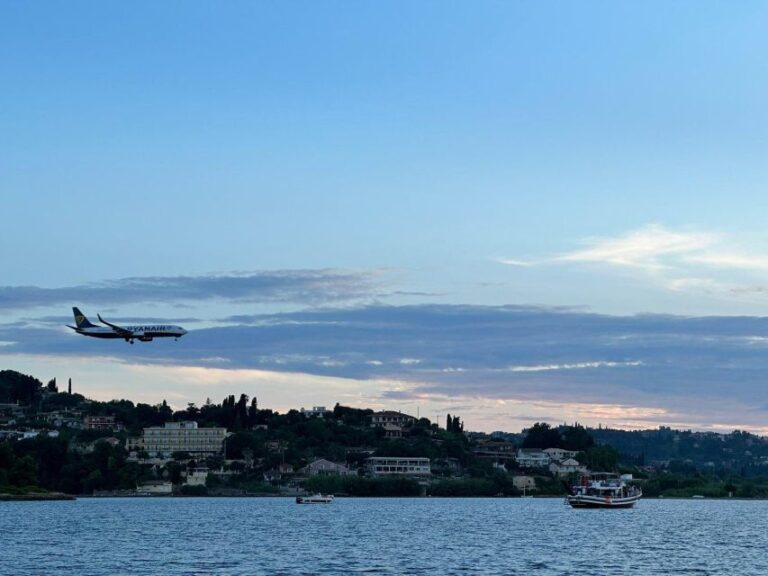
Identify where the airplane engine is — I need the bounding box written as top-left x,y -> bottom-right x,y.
138,336 -> 153,342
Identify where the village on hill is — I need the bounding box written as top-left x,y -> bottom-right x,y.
3,370 -> 768,499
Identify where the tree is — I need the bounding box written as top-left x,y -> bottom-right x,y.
158,400 -> 173,421
580,445 -> 619,472
561,424 -> 594,452
10,455 -> 38,486
0,370 -> 43,404
522,423 -> 562,449
46,378 -> 58,393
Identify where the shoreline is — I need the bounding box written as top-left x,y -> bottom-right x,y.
0,492 -> 76,501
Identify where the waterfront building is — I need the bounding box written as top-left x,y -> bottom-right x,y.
185,467 -> 209,486
138,480 -> 173,495
366,456 -> 431,476
128,421 -> 227,458
512,475 -> 537,492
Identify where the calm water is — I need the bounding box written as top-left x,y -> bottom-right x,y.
1,497 -> 766,575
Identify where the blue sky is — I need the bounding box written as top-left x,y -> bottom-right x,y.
3,2 -> 768,432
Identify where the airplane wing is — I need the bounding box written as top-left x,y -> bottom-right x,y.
97,314 -> 134,337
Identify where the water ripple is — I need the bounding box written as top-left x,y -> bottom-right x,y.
1,498 -> 767,575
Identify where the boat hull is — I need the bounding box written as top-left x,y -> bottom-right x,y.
566,494 -> 641,508
296,495 -> 333,504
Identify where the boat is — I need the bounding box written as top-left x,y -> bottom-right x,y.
565,473 -> 641,508
296,493 -> 334,504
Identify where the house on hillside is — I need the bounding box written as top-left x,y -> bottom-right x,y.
516,448 -> 551,468
549,458 -> 587,477
543,447 -> 579,462
299,458 -> 352,476
300,406 -> 332,418
371,411 -> 416,438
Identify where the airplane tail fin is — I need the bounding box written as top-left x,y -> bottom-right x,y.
72,307 -> 98,328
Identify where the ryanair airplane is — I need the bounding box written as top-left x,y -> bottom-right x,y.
68,307 -> 188,344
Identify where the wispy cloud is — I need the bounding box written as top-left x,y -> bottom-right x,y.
505,360 -> 643,372
499,224 -> 768,299
557,225 -> 717,271
495,258 -> 534,267
0,269 -> 381,311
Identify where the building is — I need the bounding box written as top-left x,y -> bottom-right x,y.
128,421 -> 227,458
300,406 -> 332,418
138,480 -> 173,495
185,467 -> 210,486
516,448 -> 551,468
84,415 -> 123,431
366,456 -> 431,476
370,411 -> 416,438
543,447 -> 579,462
512,476 -> 537,492
39,410 -> 83,428
549,458 -> 588,477
471,439 -> 517,465
299,458 -> 352,476
0,401 -> 25,425
263,463 -> 295,482
0,429 -> 58,441
371,411 -> 416,427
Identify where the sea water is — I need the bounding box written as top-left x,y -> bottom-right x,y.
1,497 -> 766,575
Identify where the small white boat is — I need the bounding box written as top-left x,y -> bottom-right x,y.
296,493 -> 334,504
566,473 -> 641,509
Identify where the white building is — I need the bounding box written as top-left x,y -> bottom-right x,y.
543,447 -> 579,462
512,475 -> 537,492
549,458 -> 588,477
299,458 -> 352,476
83,415 -> 123,431
300,406 -> 332,418
371,411 -> 416,438
128,421 -> 227,458
516,449 -> 551,468
366,456 -> 431,476
185,467 -> 210,486
138,480 -> 173,495
371,411 -> 416,427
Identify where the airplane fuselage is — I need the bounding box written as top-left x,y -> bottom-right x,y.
68,308 -> 188,343
73,325 -> 187,341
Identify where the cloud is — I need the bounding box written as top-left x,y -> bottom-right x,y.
557,224 -> 717,271
496,258 -> 534,267
505,360 -> 643,372
4,302 -> 768,396
499,224 -> 768,301
4,303 -> 768,432
0,269 -> 381,312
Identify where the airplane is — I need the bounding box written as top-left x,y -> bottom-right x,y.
68,307 -> 188,344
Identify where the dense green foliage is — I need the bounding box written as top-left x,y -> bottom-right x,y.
4,369 -> 768,498
304,475 -> 421,497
